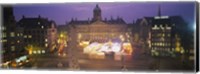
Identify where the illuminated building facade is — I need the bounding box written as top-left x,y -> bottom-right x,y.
68,4 -> 131,43
1,6 -> 25,62
150,16 -> 176,56
67,4 -> 132,60
134,6 -> 190,57
17,16 -> 57,53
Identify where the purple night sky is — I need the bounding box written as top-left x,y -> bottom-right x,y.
13,2 -> 195,25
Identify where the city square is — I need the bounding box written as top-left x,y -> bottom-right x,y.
0,2 -> 196,72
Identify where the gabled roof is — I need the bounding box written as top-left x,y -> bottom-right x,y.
94,4 -> 101,11
17,16 -> 54,29
68,20 -> 91,25
68,17 -> 126,25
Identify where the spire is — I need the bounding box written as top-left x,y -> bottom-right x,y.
94,4 -> 101,11
111,16 -> 113,20
22,15 -> 25,18
71,18 -> 74,22
93,4 -> 102,21
158,5 -> 161,16
38,15 -> 41,18
104,18 -> 107,21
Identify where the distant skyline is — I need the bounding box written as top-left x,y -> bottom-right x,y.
13,2 -> 195,25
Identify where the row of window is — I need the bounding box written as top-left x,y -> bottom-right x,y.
151,42 -> 171,46
1,39 -> 7,43
151,38 -> 171,42
151,48 -> 173,52
152,24 -> 172,29
2,32 -> 24,38
152,48 -> 176,52
151,33 -> 171,37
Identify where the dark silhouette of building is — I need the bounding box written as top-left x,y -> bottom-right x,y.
92,4 -> 102,22
17,15 -> 57,53
151,16 -> 175,56
134,5 -> 193,57
1,6 -> 25,62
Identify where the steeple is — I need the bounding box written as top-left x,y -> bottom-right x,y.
94,4 -> 101,11
92,4 -> 102,21
158,5 -> 161,16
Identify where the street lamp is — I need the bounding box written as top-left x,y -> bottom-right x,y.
60,34 -> 64,38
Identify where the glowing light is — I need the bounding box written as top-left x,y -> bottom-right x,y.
42,50 -> 45,53
155,51 -> 159,56
33,51 -> 37,54
24,35 -> 27,38
152,25 -> 159,30
29,50 -> 32,55
17,40 -> 20,43
10,32 -> 15,37
38,50 -> 41,54
166,27 -> 171,30
45,43 -> 48,47
83,41 -> 132,57
41,26 -> 44,29
63,53 -> 66,57
60,34 -> 64,38
28,35 -> 32,38
193,24 -> 196,30
45,39 -> 48,42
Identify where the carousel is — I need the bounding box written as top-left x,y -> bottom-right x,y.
80,40 -> 133,60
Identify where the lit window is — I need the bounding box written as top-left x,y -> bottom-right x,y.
166,27 -> 171,30
45,43 -> 48,47
2,26 -> 6,30
17,40 -> 20,43
2,33 -> 6,38
20,33 -> 23,36
41,26 -> 44,29
78,33 -> 82,39
11,46 -> 15,51
160,16 -> 169,19
10,32 -> 15,37
152,25 -> 159,30
2,39 -> 7,42
42,50 -> 45,53
160,43 -> 162,46
17,33 -> 20,36
33,51 -> 37,54
162,34 -> 165,37
38,50 -> 41,54
168,34 -> 171,37
28,35 -> 32,38
38,22 -> 40,25
160,25 -> 164,30
45,39 -> 48,42
24,35 -> 27,38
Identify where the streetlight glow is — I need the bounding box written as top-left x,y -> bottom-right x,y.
193,24 -> 196,30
